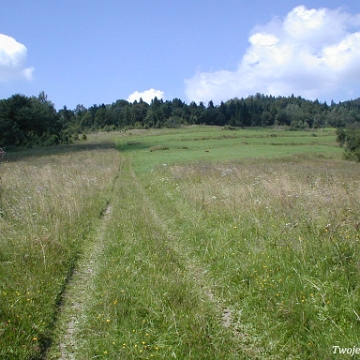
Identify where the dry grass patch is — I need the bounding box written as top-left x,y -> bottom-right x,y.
0,147 -> 121,359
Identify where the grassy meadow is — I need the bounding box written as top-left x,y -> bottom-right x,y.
1,126 -> 360,359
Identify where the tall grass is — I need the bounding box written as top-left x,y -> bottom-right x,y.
50,129 -> 357,359
0,145 -> 121,359
146,155 -> 360,358
51,157 -> 238,359
1,128 -> 356,359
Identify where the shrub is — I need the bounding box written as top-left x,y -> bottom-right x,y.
42,134 -> 60,146
165,116 -> 184,128
336,128 -> 346,147
336,126 -> 360,162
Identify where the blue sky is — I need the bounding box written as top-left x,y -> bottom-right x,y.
1,0 -> 360,109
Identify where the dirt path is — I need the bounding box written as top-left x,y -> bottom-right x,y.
126,160 -> 240,337
47,155 -> 239,358
47,158 -> 123,359
57,205 -> 113,359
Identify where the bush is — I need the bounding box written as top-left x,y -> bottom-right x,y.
42,134 -> 60,146
165,116 -> 184,128
336,128 -> 346,147
337,126 -> 360,162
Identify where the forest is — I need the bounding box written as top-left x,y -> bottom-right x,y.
1,91 -> 360,148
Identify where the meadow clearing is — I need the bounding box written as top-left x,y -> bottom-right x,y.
1,126 -> 359,359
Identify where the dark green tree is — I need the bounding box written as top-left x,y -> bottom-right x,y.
0,93 -> 62,147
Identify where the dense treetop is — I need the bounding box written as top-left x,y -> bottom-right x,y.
1,91 -> 360,147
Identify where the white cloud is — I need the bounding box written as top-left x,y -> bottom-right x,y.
185,6 -> 360,103
0,34 -> 34,82
127,88 -> 165,103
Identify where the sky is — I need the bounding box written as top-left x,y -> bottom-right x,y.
1,0 -> 360,109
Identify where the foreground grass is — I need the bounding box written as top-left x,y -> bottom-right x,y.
145,157 -> 360,358
53,128 -> 359,359
49,156 -> 238,359
0,142 -> 121,359
2,127 -> 358,359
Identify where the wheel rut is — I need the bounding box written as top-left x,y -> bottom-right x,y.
127,159 -> 241,338
48,155 -> 240,358
58,204 -> 112,359
47,157 -> 123,359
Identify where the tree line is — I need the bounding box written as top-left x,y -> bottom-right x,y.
1,91 -> 360,148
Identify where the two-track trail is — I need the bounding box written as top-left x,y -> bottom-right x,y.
46,154 -> 124,360
47,154 -> 241,359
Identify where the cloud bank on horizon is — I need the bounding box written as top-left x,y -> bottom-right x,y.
127,88 -> 165,103
185,5 -> 360,104
0,34 -> 34,82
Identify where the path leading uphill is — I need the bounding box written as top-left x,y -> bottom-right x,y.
47,154 -> 241,359
46,156 -> 124,359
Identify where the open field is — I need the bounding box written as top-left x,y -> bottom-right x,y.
1,126 -> 359,359
115,126 -> 339,172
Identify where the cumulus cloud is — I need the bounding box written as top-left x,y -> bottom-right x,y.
127,88 -> 165,103
185,6 -> 360,103
0,34 -> 34,82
